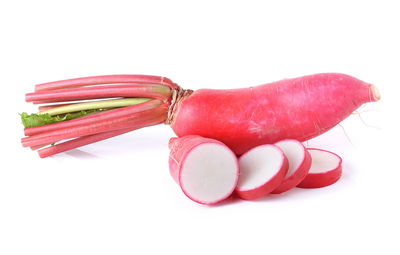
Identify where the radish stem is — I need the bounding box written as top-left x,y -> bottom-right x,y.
38,128 -> 137,158
40,98 -> 151,116
22,103 -> 167,147
24,99 -> 164,136
35,74 -> 177,92
39,103 -> 75,112
37,113 -> 166,158
26,84 -> 171,103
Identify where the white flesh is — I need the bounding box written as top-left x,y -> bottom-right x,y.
180,143 -> 238,204
237,145 -> 284,191
275,140 -> 305,178
308,150 -> 341,173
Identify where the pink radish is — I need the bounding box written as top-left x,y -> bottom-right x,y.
235,145 -> 288,200
20,73 -> 380,157
168,135 -> 239,205
171,73 -> 380,154
297,149 -> 342,188
272,139 -> 312,194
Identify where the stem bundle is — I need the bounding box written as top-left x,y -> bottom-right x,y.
21,74 -> 176,157
37,107 -> 167,158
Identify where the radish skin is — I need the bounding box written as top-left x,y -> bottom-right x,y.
272,139 -> 312,194
171,73 -> 380,155
235,144 -> 288,200
168,135 -> 239,205
297,149 -> 342,188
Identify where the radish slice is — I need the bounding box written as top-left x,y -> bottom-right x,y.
272,139 -> 312,194
168,136 -> 239,205
235,145 -> 288,200
297,149 -> 342,188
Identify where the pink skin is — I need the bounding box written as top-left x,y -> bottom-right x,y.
168,135 -> 239,205
171,73 -> 380,155
271,139 -> 312,194
235,144 -> 288,200
297,148 -> 342,188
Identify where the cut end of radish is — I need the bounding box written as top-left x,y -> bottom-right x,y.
236,144 -> 288,200
297,149 -> 342,189
370,84 -> 381,101
272,139 -> 311,194
179,143 -> 239,205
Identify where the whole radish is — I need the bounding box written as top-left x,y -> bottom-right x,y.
168,135 -> 239,205
172,73 -> 380,154
21,73 -> 380,157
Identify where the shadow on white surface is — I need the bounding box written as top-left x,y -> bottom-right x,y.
64,149 -> 100,159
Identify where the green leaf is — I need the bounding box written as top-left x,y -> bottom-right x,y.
20,109 -> 100,128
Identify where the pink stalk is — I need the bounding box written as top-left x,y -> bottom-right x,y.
21,105 -> 168,148
30,144 -> 51,151
38,103 -> 75,112
38,128 -> 136,158
24,99 -> 162,136
35,74 -> 177,92
37,116 -> 165,158
26,84 -> 171,103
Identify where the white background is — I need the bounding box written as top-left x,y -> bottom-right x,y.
1,1 -> 399,254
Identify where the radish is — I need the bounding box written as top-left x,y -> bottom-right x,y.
20,73 -> 380,157
272,139 -> 312,194
168,135 -> 239,205
235,145 -> 288,200
297,149 -> 342,188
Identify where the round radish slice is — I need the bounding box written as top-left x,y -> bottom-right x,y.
235,145 -> 288,200
168,136 -> 239,205
272,139 -> 312,194
297,149 -> 342,188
